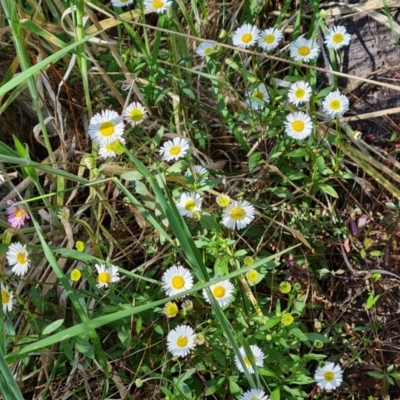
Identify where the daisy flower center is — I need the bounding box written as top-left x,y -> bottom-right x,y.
298,46 -> 310,56
184,199 -> 196,211
171,276 -> 185,289
248,270 -> 259,282
152,0 -> 164,8
250,398 -> 260,400
99,121 -> 115,137
264,34 -> 275,44
332,33 -> 344,44
169,145 -> 182,156
291,120 -> 304,132
17,252 -> 27,264
241,33 -> 253,44
129,109 -> 144,122
2,291 -> 10,304
176,335 -> 188,347
98,271 -> 111,284
295,88 -> 305,99
282,313 -> 294,326
230,207 -> 245,220
204,48 -> 213,55
71,269 -> 82,281
110,141 -> 124,154
252,91 -> 264,101
217,196 -> 230,207
244,355 -> 253,366
323,371 -> 334,382
165,303 -> 178,316
15,208 -> 23,219
212,285 -> 226,298
330,100 -> 341,111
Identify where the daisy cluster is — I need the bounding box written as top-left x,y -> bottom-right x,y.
229,23 -> 350,57
159,137 -> 258,230
88,102 -> 147,159
195,24 -> 352,141
111,0 -> 172,13
160,263 -> 270,380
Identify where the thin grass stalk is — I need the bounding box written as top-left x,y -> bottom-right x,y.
0,346 -> 24,400
1,0 -> 55,162
72,0 -> 92,117
27,210 -> 110,394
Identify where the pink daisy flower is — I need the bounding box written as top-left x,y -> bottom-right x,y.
5,199 -> 30,229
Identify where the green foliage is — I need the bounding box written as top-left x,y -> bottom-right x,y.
0,0 -> 399,398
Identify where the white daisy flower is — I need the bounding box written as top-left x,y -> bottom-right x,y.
98,138 -> 125,159
143,0 -> 172,13
222,200 -> 255,230
322,89 -> 349,118
258,27 -> 283,51
176,192 -> 202,217
288,81 -> 312,106
232,23 -> 260,49
167,324 -> 196,358
185,165 -> 208,181
6,242 -> 30,276
246,83 -> 270,110
196,42 -> 215,57
111,0 -> 134,6
289,38 -> 319,63
162,265 -> 194,297
95,264 -> 120,289
88,110 -> 124,146
202,279 -> 234,307
159,137 -> 190,161
1,283 -> 13,313
235,345 -> 265,374
324,26 -> 351,50
58,207 -> 70,222
240,388 -> 269,400
314,362 -> 344,390
123,102 -> 147,127
216,194 -> 231,208
284,111 -> 313,140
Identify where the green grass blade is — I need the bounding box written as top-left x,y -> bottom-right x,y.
0,347 -> 24,400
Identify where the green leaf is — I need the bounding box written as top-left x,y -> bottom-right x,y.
317,184 -> 338,198
205,377 -> 225,395
249,152 -> 262,171
42,319 -> 64,336
286,148 -> 308,158
366,294 -> 380,310
368,371 -> 384,379
291,328 -> 309,341
135,181 -> 151,196
270,388 -> 280,400
269,187 -> 294,199
228,377 -> 241,396
316,86 -> 333,100
120,171 -> 143,181
305,333 -> 330,343
261,316 -> 281,330
75,337 -> 94,359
